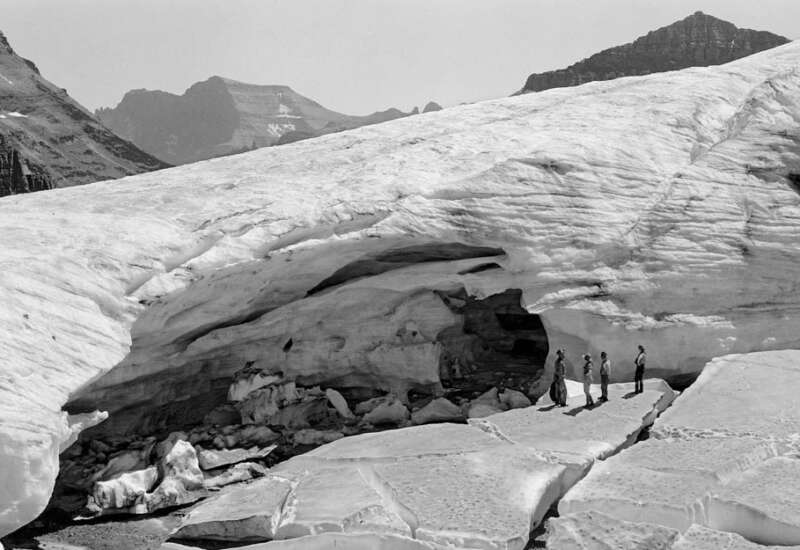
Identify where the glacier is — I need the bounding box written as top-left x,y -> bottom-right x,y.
558,350 -> 800,547
1,40 -> 800,538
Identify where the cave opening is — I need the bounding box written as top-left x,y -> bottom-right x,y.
435,288 -> 549,400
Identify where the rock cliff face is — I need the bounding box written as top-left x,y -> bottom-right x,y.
0,31 -> 169,197
2,41 -> 800,538
519,12 -> 789,94
96,77 -> 422,164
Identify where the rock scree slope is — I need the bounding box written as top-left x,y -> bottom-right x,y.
2,41 -> 800,538
0,30 -> 168,196
518,11 -> 788,94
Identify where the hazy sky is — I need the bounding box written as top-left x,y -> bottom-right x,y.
3,0 -> 798,115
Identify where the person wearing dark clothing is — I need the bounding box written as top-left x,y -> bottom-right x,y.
634,345 -> 646,393
582,353 -> 594,407
550,349 -> 568,406
599,351 -> 610,402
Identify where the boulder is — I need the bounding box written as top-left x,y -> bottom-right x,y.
158,440 -> 203,491
238,425 -> 280,446
498,388 -> 531,410
354,395 -> 392,416
410,398 -> 463,425
325,388 -> 354,419
362,398 -> 409,426
90,467 -> 158,511
90,448 -> 151,483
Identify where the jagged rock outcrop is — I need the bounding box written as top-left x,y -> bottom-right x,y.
2,42 -> 800,538
556,350 -> 800,547
96,77 -> 418,164
518,12 -> 789,94
0,31 -> 168,196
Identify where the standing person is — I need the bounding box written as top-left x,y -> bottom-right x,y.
634,344 -> 646,393
600,351 -> 611,402
582,353 -> 594,407
551,349 -> 568,407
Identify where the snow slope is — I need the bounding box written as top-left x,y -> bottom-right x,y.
2,42 -> 800,536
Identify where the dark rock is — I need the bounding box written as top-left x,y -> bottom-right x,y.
0,31 -> 168,197
423,101 -> 443,113
96,77 -> 418,165
518,12 -> 789,94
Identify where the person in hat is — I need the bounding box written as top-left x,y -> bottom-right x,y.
550,349 -> 568,407
634,345 -> 646,393
599,351 -> 611,402
582,353 -> 594,407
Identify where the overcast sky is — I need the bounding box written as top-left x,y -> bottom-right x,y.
3,0 -> 798,115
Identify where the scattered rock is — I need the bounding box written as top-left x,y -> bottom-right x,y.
411,397 -> 463,425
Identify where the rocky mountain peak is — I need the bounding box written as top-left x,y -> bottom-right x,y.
0,29 -> 167,196
97,77 -> 422,164
518,12 -> 789,94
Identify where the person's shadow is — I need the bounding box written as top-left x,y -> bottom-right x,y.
622,391 -> 638,399
537,404 -> 559,412
563,400 -> 604,416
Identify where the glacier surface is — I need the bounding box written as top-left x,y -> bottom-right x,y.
2,41 -> 800,536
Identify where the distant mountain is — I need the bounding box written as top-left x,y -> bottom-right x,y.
423,101 -> 443,113
517,11 -> 789,94
0,31 -> 168,197
97,77 -> 425,165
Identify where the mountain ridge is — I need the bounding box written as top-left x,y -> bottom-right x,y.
0,31 -> 169,196
518,11 -> 790,94
97,76 -> 436,164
